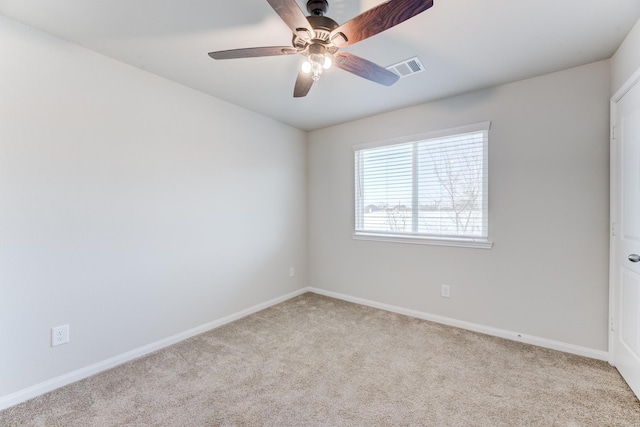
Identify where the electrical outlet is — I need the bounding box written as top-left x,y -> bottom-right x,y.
289,267 -> 295,277
441,284 -> 451,298
51,324 -> 69,347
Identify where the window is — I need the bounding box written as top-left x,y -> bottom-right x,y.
354,122 -> 492,248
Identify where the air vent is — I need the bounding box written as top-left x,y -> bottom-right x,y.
386,56 -> 425,78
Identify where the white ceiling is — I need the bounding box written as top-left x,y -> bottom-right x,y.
2,0 -> 640,131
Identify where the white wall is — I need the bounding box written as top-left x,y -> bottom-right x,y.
0,16 -> 307,399
611,16 -> 640,94
308,60 -> 611,352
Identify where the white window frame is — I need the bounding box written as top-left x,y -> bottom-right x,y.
353,122 -> 493,249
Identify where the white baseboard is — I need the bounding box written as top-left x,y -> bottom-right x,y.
1,286 -> 608,411
0,288 -> 308,412
306,287 -> 609,362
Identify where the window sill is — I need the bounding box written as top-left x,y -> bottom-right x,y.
352,232 -> 494,249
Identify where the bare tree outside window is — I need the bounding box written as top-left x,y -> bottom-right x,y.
419,135 -> 484,236
384,202 -> 410,232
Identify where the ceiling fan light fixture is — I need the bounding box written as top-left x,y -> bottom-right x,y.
302,52 -> 332,81
323,55 -> 332,69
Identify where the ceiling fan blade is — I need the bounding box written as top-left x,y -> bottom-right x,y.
266,0 -> 315,40
294,71 -> 315,97
208,46 -> 300,60
330,0 -> 434,47
333,52 -> 400,86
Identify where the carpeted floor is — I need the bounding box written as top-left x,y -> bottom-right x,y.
1,292 -> 639,426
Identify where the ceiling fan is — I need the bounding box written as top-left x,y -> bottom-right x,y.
208,0 -> 434,97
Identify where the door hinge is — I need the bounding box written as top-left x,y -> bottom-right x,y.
612,222 -> 616,236
610,317 -> 615,331
612,125 -> 618,140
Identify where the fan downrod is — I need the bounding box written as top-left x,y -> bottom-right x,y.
306,0 -> 329,16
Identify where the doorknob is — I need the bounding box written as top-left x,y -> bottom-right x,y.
629,254 -> 640,262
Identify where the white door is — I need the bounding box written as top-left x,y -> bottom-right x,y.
611,73 -> 640,399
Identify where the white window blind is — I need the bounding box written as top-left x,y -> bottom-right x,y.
354,122 -> 491,247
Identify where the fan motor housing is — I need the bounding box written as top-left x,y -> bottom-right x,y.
307,0 -> 329,16
292,15 -> 340,50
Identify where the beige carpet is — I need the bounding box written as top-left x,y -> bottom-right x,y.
1,292 -> 639,426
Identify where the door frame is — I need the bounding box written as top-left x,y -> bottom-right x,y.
609,66 -> 640,366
